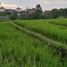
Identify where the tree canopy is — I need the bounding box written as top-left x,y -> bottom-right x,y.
0,4 -> 67,20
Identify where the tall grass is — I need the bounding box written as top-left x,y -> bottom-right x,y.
0,21 -> 64,67
48,19 -> 67,27
14,19 -> 67,44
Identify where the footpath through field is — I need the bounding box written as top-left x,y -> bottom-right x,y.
10,22 -> 67,50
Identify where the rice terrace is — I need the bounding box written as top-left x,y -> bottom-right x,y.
0,19 -> 67,67
0,0 -> 67,67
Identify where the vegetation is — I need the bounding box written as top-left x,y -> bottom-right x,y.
14,19 -> 67,44
48,19 -> 67,27
1,4 -> 67,20
0,20 -> 66,67
15,5 -> 67,19
0,12 -> 7,16
0,2 -> 67,67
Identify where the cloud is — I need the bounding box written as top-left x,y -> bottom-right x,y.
37,0 -> 67,4
1,0 -> 67,10
36,0 -> 67,10
1,3 -> 25,9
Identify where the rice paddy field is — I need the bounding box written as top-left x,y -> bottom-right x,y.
0,19 -> 67,67
14,19 -> 67,44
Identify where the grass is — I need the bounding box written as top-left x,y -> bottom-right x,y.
14,19 -> 67,44
48,19 -> 67,27
0,21 -> 65,67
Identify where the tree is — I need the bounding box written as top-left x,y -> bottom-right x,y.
20,11 -> 28,20
50,9 -> 59,18
63,8 -> 67,18
33,4 -> 43,19
36,4 -> 42,13
58,9 -> 64,18
10,12 -> 18,20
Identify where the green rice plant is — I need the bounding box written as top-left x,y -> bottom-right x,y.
0,21 -> 64,67
48,19 -> 67,27
14,19 -> 67,44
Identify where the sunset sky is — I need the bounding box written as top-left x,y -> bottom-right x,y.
0,0 -> 67,10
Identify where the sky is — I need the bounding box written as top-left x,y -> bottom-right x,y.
0,0 -> 67,10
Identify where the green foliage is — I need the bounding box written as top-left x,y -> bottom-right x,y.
0,4 -> 67,20
10,13 -> 18,20
49,9 -> 59,18
0,21 -> 64,67
0,12 -> 7,16
15,19 -> 67,44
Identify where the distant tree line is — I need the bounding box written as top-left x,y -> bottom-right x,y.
0,4 -> 67,20
19,4 -> 67,20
